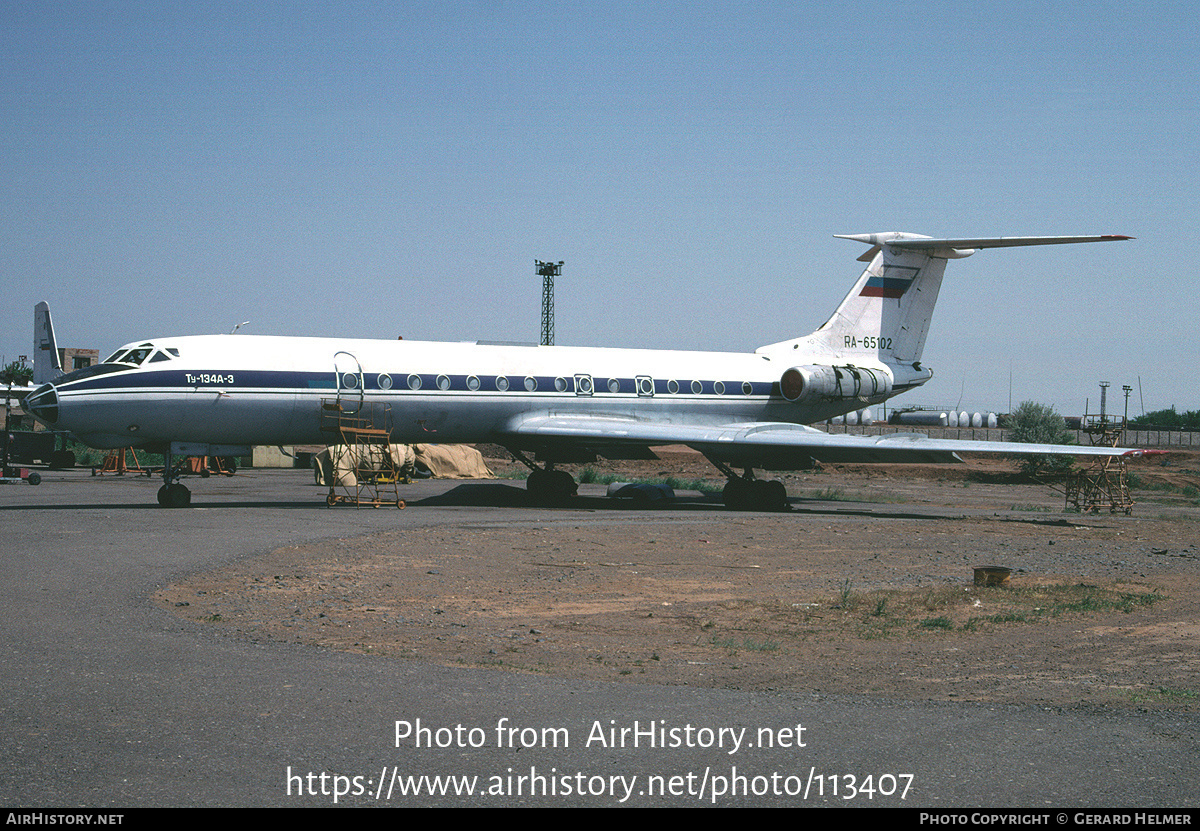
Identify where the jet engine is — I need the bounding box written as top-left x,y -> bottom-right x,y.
780,364 -> 893,404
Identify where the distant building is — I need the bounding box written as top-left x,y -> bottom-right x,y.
58,347 -> 98,371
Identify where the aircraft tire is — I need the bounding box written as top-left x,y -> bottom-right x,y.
157,483 -> 191,508
27,472 -> 41,486
722,478 -> 752,510
548,469 -> 577,499
724,478 -> 788,511
526,468 -> 577,503
525,468 -> 549,501
757,479 -> 788,512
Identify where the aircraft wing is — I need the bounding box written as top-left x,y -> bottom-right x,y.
498,415 -> 1146,469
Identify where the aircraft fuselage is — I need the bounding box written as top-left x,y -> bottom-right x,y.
30,334 -> 904,451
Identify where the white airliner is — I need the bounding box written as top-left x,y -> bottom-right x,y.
24,232 -> 1140,508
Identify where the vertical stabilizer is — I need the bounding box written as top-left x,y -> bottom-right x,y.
816,234 -> 949,363
33,301 -> 62,384
757,232 -> 951,365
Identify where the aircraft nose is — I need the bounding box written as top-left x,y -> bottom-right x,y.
24,383 -> 59,425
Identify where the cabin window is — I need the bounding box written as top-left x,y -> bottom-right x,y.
575,375 -> 593,395
436,374 -> 451,391
607,378 -> 620,394
741,381 -> 753,395
691,380 -> 703,395
554,377 -> 569,393
407,374 -> 422,390
149,351 -> 171,363
713,381 -> 725,395
341,373 -> 359,389
667,379 -> 679,394
466,375 -> 481,391
636,376 -> 654,397
524,376 -> 537,392
496,375 -> 510,391
378,374 -> 393,390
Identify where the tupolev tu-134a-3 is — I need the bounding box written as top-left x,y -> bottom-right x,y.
24,232 -> 1141,508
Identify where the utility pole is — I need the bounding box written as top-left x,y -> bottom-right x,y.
536,260 -> 563,346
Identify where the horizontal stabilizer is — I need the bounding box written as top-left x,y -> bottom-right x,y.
835,233 -> 1133,253
887,234 -> 1133,250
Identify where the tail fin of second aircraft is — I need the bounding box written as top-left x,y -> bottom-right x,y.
758,233 -> 1132,367
33,301 -> 62,385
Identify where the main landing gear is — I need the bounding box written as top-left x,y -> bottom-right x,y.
706,457 -> 790,512
510,450 -> 578,504
722,476 -> 788,512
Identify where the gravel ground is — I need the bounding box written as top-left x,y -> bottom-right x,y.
157,448 -> 1200,712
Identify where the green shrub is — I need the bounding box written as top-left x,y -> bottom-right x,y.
1006,400 -> 1075,476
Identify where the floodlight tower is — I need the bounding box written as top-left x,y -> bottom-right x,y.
536,260 -> 563,346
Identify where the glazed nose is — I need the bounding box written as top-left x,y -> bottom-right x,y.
24,383 -> 59,425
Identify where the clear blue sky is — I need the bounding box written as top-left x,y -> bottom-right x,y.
3,1 -> 1196,416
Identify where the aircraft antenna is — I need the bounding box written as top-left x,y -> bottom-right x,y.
536,260 -> 563,346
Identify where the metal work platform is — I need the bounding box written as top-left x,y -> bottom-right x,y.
1063,405 -> 1134,514
318,399 -> 405,509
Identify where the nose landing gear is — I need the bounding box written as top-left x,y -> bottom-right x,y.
156,454 -> 191,508
157,481 -> 191,508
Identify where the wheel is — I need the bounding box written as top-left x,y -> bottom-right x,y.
526,468 -> 551,501
756,479 -> 788,511
158,483 -> 190,508
548,469 -> 577,499
526,468 -> 577,503
26,472 -> 41,486
326,492 -> 338,507
723,478 -> 752,510
723,478 -> 787,511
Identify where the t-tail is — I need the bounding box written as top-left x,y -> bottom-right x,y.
757,232 -> 1133,408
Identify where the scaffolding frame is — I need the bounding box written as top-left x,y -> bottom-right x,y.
1062,405 -> 1134,514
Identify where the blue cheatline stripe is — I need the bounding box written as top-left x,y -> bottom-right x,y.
59,368 -> 783,397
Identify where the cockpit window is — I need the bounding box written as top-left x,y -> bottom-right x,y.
104,345 -> 155,366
